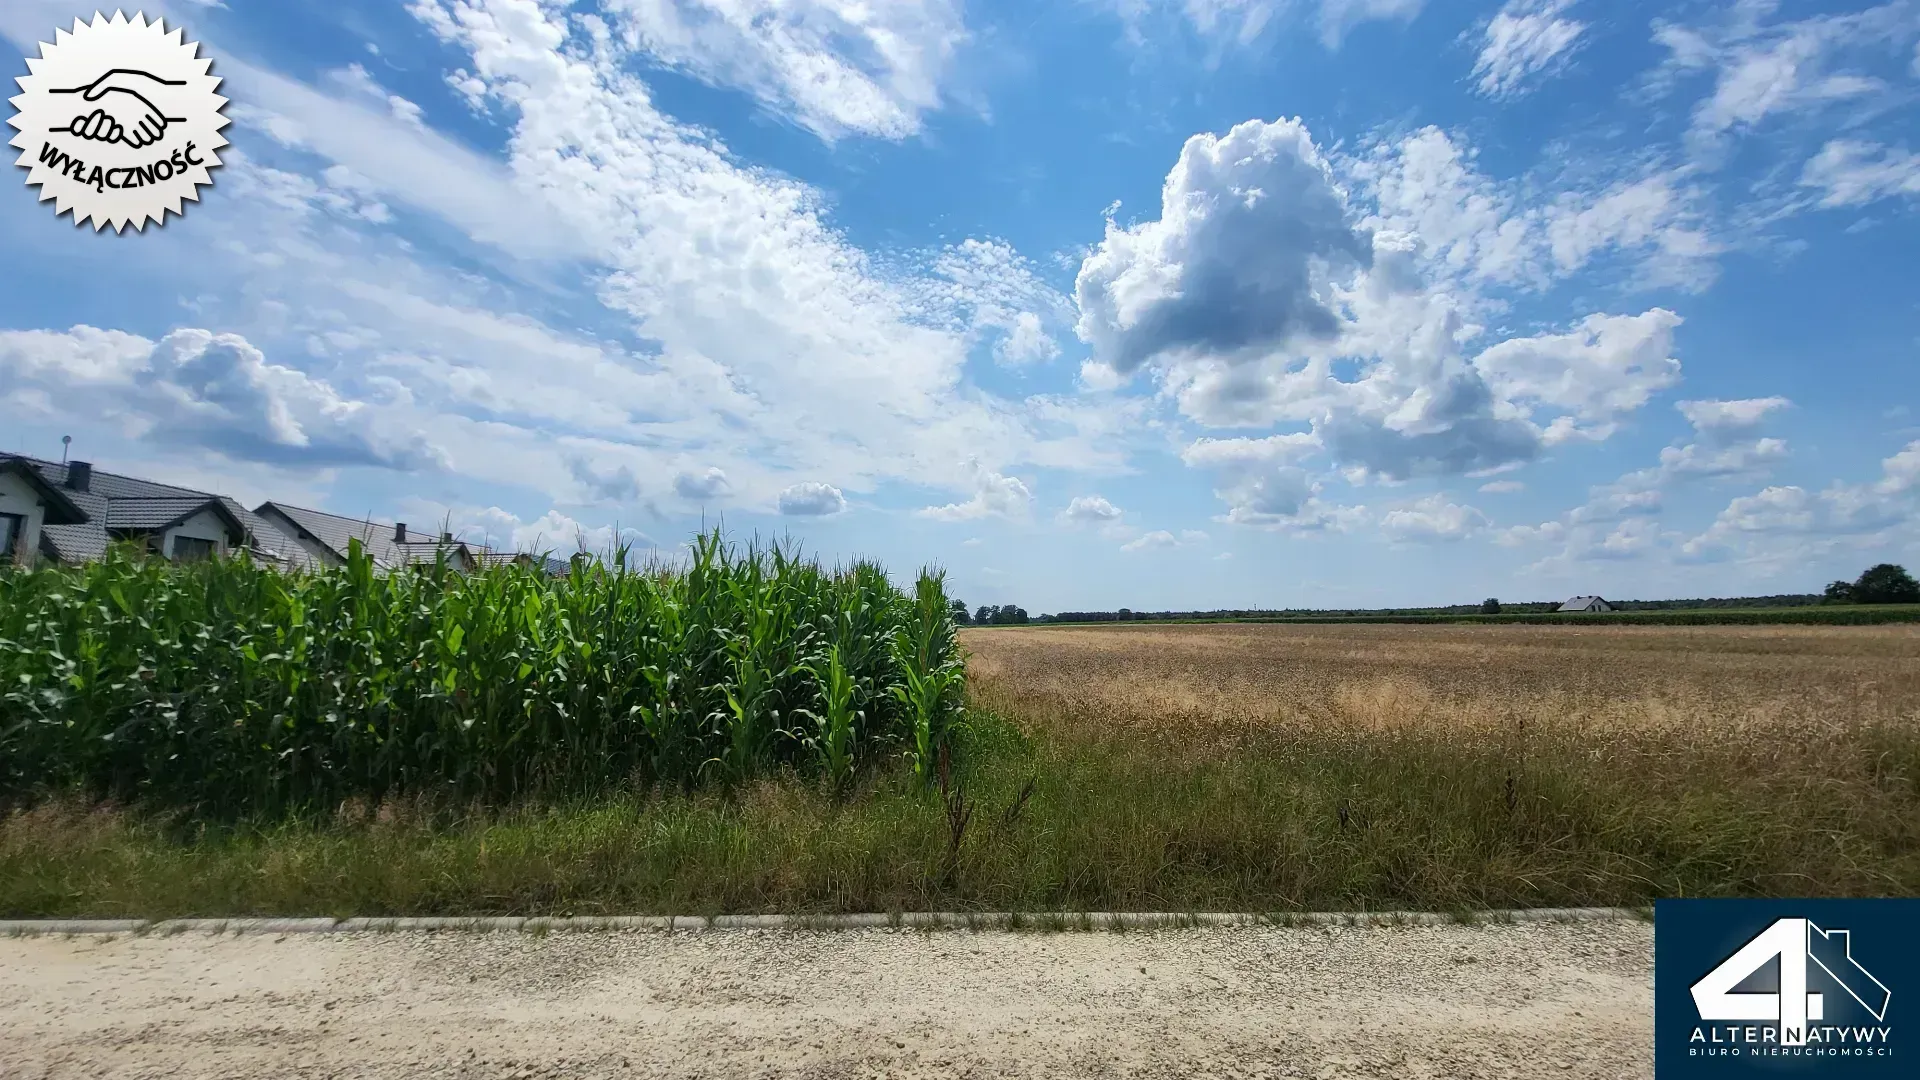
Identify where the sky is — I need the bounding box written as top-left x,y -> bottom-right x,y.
2,0 -> 1917,613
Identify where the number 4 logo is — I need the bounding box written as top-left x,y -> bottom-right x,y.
1691,917 -> 1892,1046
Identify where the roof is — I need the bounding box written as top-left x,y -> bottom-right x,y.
3,454 -> 566,575
105,497 -> 244,535
473,550 -> 577,577
255,502 -> 443,569
218,497 -> 322,570
255,503 -> 565,572
0,457 -> 90,525
1557,596 -> 1612,611
2,454 -> 312,568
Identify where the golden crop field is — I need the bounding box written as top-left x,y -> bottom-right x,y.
963,622 -> 1920,746
951,621 -> 1920,906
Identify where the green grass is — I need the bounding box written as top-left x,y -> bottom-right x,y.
7,701 -> 1915,918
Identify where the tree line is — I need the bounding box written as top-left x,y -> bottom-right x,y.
949,564 -> 1918,626
949,600 -> 1029,625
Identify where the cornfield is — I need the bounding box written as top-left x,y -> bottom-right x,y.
0,532 -> 966,815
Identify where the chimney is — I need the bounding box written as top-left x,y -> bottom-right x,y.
393,522 -> 407,544
442,530 -> 453,543
65,460 -> 92,492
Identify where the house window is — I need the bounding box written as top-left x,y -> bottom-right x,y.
172,535 -> 218,562
0,512 -> 23,564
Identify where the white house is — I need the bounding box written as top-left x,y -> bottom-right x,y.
0,457 -> 90,567
1557,596 -> 1616,613
1,455 -> 318,569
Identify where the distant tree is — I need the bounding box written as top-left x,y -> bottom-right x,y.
1117,607 -> 1133,621
950,599 -> 972,625
975,604 -> 996,624
1851,564 -> 1920,605
1480,598 -> 1501,615
1823,580 -> 1856,604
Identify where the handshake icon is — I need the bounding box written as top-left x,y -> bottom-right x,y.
50,68 -> 187,149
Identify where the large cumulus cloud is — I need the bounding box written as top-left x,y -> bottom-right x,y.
0,325 -> 446,470
1075,118 -> 1371,378
1074,116 -> 1695,514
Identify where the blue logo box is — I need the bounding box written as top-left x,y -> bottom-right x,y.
1656,899 -> 1918,1077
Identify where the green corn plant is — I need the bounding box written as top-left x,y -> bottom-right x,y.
0,528 -> 965,815
799,644 -> 858,796
891,568 -> 967,783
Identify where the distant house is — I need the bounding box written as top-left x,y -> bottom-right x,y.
1557,595 -> 1616,613
254,502 -> 476,572
1,456 -> 317,570
254,503 -> 573,576
1,454 -> 572,576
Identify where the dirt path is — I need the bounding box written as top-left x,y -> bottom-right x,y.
0,920 -> 1652,1079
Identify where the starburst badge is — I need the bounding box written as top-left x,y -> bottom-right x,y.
8,11 -> 229,232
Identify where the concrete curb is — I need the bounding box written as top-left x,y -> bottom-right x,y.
0,907 -> 1645,936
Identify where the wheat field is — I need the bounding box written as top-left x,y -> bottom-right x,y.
964,622 -> 1920,747
956,622 -> 1920,906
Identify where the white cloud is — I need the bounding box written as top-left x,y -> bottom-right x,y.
1470,0 -> 1585,100
1317,0 -> 1424,49
1479,479 -> 1524,493
1075,117 -> 1709,494
1676,396 -> 1792,439
1543,176 -> 1721,288
1180,434 -> 1362,530
1105,1 -> 1419,50
1472,309 -> 1683,425
1061,495 -> 1124,524
1508,395 -> 1802,568
672,467 -> 730,500
423,503 -> 653,557
1121,529 -> 1179,552
1077,121 -> 1546,482
1631,397 -> 1795,483
1650,3 -> 1920,155
1348,128 -> 1719,292
996,311 -> 1062,365
325,63 -> 429,131
1075,118 -> 1368,379
1800,140 -> 1920,207
778,482 -> 848,516
0,325 -> 446,470
205,0 -> 1137,518
1379,494 -> 1488,542
919,464 -> 1034,521
1684,440 -> 1920,561
917,238 -> 1074,365
585,0 -> 968,141
1119,527 -> 1210,552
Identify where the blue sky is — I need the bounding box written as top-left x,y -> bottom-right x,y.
3,0 -> 1917,612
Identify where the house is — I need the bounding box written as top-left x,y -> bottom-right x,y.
253,503 -> 574,576
0,457 -> 90,565
1,454 -> 573,576
1,455 -> 318,570
1557,596 -> 1616,613
254,502 -> 477,571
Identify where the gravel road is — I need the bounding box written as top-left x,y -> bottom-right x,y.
0,919 -> 1652,1079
